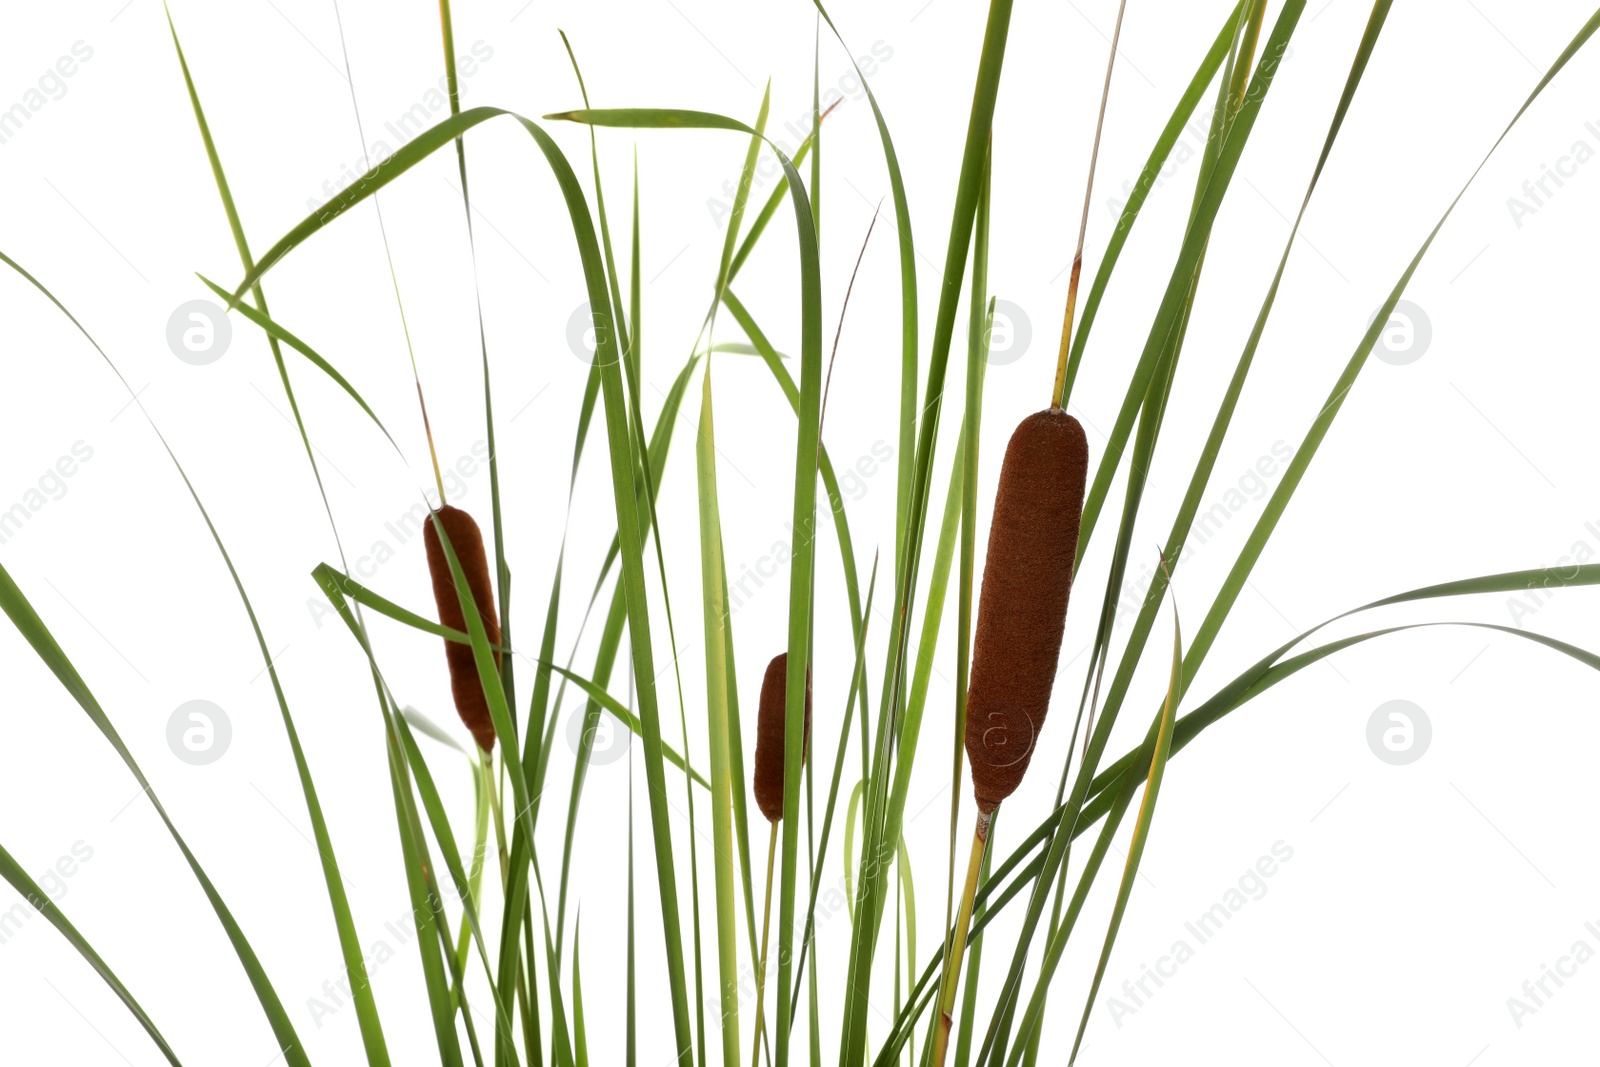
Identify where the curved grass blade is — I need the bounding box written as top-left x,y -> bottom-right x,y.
873,567 -> 1600,1063
395,714 -> 513,1044
1086,0 -> 1393,804
317,565 -> 472,1067
842,780 -> 866,925
573,920 -> 589,1067
1184,5 -> 1600,685
0,842 -> 183,1064
166,15 -> 406,1060
1062,597 -> 1181,1064
0,251 -> 314,1067
896,835 -> 918,1064
1085,566 -> 1600,820
311,562 -> 710,787
809,2 -> 921,601
1052,16 -> 1600,983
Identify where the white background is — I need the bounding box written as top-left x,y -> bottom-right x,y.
2,0 -> 1598,1063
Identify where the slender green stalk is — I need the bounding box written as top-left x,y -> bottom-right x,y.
1050,0 -> 1127,409
752,822 -> 780,1067
931,813 -> 990,1066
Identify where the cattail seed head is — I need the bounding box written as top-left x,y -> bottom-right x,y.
753,653 -> 811,823
965,409 -> 1089,812
422,505 -> 501,753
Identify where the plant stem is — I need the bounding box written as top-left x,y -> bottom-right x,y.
1051,0 -> 1129,410
482,748 -> 508,887
751,820 -> 779,1067
932,809 -> 991,1067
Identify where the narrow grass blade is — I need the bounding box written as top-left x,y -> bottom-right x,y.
1063,599 -> 1181,1064
193,275 -> 397,448
0,842 -> 183,1064
310,563 -> 709,787
387,709 -> 469,1067
0,253 -> 313,1067
695,363 -> 744,1067
843,780 -> 866,924
396,715 -> 513,1042
810,1 -> 918,609
1184,5 -> 1600,683
573,921 -> 589,1067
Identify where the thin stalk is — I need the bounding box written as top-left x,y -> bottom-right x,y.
483,749 -> 509,885
1050,0 -> 1129,409
752,822 -> 780,1067
329,0 -> 444,501
931,811 -> 990,1067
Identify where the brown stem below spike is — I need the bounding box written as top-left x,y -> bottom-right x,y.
931,809 -> 992,1067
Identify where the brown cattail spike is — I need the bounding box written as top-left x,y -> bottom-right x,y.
423,505 -> 501,753
964,409 -> 1089,812
753,653 -> 811,823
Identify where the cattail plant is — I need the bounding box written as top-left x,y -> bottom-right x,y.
414,358 -> 501,755
930,5 -> 1117,1062
749,652 -> 810,1066
931,406 -> 1090,1065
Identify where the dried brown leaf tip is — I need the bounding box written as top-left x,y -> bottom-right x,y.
423,505 -> 501,753
753,653 -> 812,823
965,409 -> 1090,812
